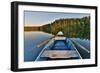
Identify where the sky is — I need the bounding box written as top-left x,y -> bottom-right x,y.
24,11 -> 90,26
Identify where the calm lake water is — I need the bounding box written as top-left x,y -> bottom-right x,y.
24,31 -> 53,62
24,31 -> 90,62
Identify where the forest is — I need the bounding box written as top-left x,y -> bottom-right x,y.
24,16 -> 90,39
41,16 -> 90,39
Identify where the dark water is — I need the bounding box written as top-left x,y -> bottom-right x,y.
24,31 -> 90,62
71,38 -> 90,51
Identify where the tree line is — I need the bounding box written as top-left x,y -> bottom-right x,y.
41,16 -> 90,39
24,16 -> 90,39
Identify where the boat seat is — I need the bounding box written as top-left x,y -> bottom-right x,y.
41,50 -> 79,59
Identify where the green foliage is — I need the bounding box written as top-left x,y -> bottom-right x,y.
41,16 -> 90,39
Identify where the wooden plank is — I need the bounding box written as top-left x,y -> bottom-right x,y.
41,50 -> 79,58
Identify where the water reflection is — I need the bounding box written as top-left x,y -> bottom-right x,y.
24,31 -> 90,62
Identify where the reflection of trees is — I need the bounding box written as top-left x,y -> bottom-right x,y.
41,16 -> 90,39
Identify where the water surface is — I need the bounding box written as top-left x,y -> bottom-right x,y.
24,31 -> 90,61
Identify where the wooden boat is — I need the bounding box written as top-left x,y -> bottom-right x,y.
35,32 -> 82,61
